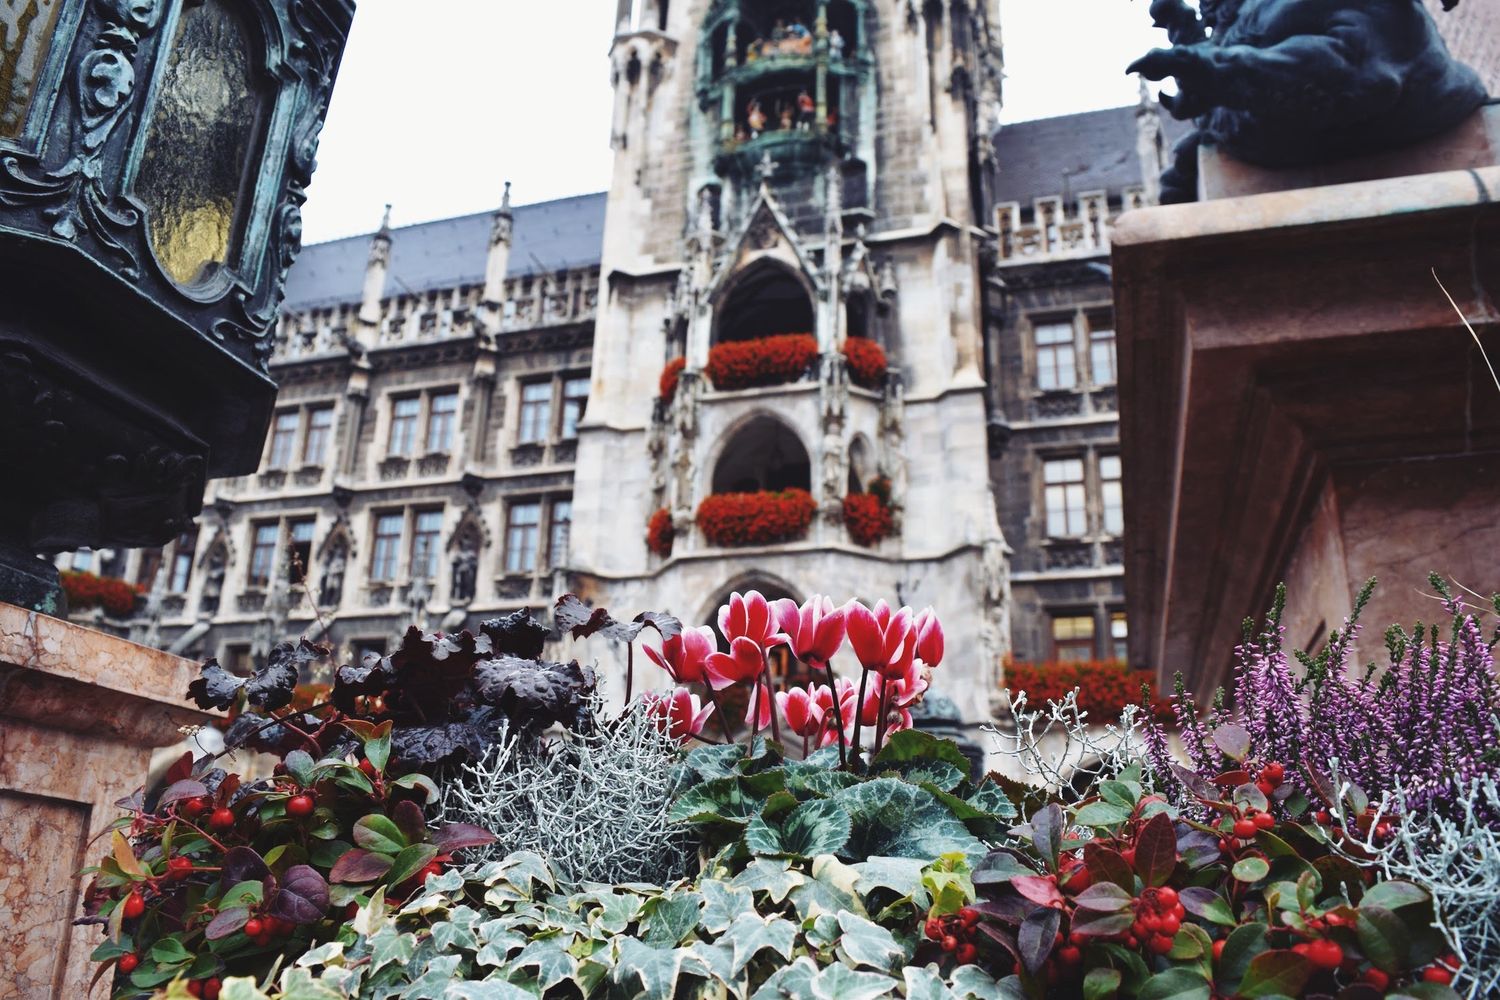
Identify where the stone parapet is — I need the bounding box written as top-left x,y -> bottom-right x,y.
0,605 -> 210,998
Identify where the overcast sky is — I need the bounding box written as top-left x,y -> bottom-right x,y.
298,0 -> 1170,245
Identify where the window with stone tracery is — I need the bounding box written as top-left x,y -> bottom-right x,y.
1034,322 -> 1077,391
1043,458 -> 1087,538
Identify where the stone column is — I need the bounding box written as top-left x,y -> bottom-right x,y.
0,605 -> 210,998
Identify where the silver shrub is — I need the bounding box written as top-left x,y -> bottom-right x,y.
986,688 -> 1157,807
438,700 -> 691,887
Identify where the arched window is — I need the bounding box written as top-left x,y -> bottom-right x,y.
712,416 -> 811,494
715,264 -> 813,343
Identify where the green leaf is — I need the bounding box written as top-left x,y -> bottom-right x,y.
283,749 -> 316,787
1361,880 -> 1430,911
873,729 -> 972,771
1356,904 -> 1407,973
1099,780 -> 1142,809
220,979 -> 273,1000
683,741 -> 749,780
391,772 -> 441,802
1178,886 -> 1236,926
699,879 -> 755,934
809,964 -> 900,1000
835,911 -> 908,971
726,911 -> 798,976
443,982 -> 535,1000
387,843 -> 440,887
1083,968 -> 1122,1000
731,858 -> 806,902
1238,950 -> 1314,998
641,893 -> 702,946
149,937 -> 193,966
1136,968 -> 1210,1000
965,782 -> 1018,820
745,797 -> 852,858
852,856 -> 928,898
669,777 -> 763,826
902,965 -> 960,1000
362,720 -> 393,773
783,762 -> 861,796
352,814 -> 408,854
513,938 -> 578,993
1232,856 -> 1270,883
1073,801 -> 1134,828
833,778 -> 983,861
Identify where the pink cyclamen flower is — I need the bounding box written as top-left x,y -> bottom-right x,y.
705,636 -> 765,690
845,599 -> 915,677
773,595 -> 847,666
718,590 -> 789,651
646,687 -> 715,742
745,684 -> 774,731
884,658 -> 931,709
642,624 -> 717,684
813,678 -> 859,746
914,607 -> 944,669
776,686 -> 826,738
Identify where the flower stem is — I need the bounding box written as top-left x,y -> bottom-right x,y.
625,642 -> 634,706
749,675 -> 762,746
852,667 -> 870,770
873,676 -> 892,755
764,654 -> 782,744
823,661 -> 849,770
702,684 -> 734,745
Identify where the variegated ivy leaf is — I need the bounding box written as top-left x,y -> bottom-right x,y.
851,856 -> 928,900
403,954 -> 464,999
367,925 -> 417,976
442,981 -> 536,1000
612,938 -> 693,1000
808,963 -> 899,1000
804,913 -> 841,949
512,939 -> 578,993
272,968 -> 350,999
835,911 -> 909,971
640,892 -> 702,946
948,966 -> 1021,1000
749,955 -> 819,1000
903,965 -> 961,1000
219,978 -> 273,1000
700,879 -> 756,934
685,940 -> 745,998
790,855 -> 867,922
726,911 -> 800,976
430,917 -> 479,954
497,852 -> 556,897
293,941 -> 347,969
581,889 -> 646,935
731,858 -> 807,903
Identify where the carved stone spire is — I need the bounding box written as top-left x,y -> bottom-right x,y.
358,203 -> 393,327
1133,78 -> 1164,206
484,181 -> 514,306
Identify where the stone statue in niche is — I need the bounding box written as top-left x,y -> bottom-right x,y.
1129,0 -> 1487,203
451,538 -> 478,605
199,546 -> 225,615
318,541 -> 346,607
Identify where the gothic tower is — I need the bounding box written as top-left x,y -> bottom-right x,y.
572,0 -> 1009,723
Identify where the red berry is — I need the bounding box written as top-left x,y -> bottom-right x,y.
286,794 -> 315,817
925,918 -> 944,941
1058,945 -> 1082,965
1142,911 -> 1163,934
1422,966 -> 1455,985
1233,818 -> 1258,839
167,856 -> 194,881
1256,779 -> 1276,797
186,983 -> 202,998
958,906 -> 979,928
182,797 -> 208,818
1261,762 -> 1285,785
1307,939 -> 1343,970
1292,942 -> 1311,958
1132,918 -> 1149,940
204,979 -> 221,1000
118,953 -> 139,973
1314,810 -> 1331,825
253,932 -> 272,947
956,943 -> 977,964
1172,903 -> 1186,921
1159,913 -> 1181,937
1254,812 -> 1276,830
359,759 -> 378,778
209,807 -> 235,831
244,918 -> 264,938
941,935 -> 958,953
1149,934 -> 1174,955
122,891 -> 145,919
1361,968 -> 1390,989
1120,848 -> 1136,868
1375,822 -> 1392,840
1154,886 -> 1178,911
1211,939 -> 1225,962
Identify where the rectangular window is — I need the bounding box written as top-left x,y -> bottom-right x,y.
425,391 -> 459,453
505,502 -> 541,574
225,644 -> 254,676
249,522 -> 279,587
371,513 -> 404,582
1099,455 -> 1123,536
287,519 -> 315,585
518,382 -> 552,444
560,378 -> 589,439
267,411 -> 300,469
134,549 -> 160,586
1090,324 -> 1117,385
303,405 -> 334,466
168,531 -> 197,593
549,499 -> 572,568
1110,612 -> 1129,662
1052,614 -> 1096,663
1034,322 -> 1077,391
388,397 -> 421,457
410,509 -> 443,580
1043,458 -> 1087,538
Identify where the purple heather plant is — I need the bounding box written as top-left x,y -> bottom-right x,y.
1148,575 -> 1500,823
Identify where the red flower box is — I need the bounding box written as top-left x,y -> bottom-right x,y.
842,491 -> 894,547
842,337 -> 887,390
659,357 -> 686,403
706,334 -> 818,391
646,507 -> 675,557
1006,659 -> 1175,725
60,570 -> 143,618
696,488 -> 817,548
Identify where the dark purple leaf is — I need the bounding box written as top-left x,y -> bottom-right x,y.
1073,882 -> 1134,913
188,659 -> 245,710
432,822 -> 498,852
481,610 -> 549,659
1303,757 -> 1337,806
220,847 -> 269,887
1135,812 -> 1178,887
1083,843 -> 1135,891
1011,874 -> 1064,909
222,712 -> 323,755
159,780 -> 209,808
205,906 -> 249,941
391,800 -> 426,846
1030,803 -> 1063,870
632,610 -> 683,641
1213,723 -> 1251,762
473,655 -> 596,731
1071,907 -> 1135,937
389,719 -> 488,768
553,594 -> 621,640
1171,763 -> 1219,801
1018,907 -> 1060,973
972,896 -> 1032,925
977,922 -> 1023,965
267,865 -> 329,924
247,641 -> 327,711
1179,829 -> 1223,870
329,849 -> 395,884
332,652 -> 395,711
1238,950 -> 1314,997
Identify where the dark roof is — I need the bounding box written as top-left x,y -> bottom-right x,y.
992,104 -> 1193,206
282,191 -> 608,313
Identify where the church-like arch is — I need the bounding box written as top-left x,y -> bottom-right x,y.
711,259 -> 815,344
710,412 -> 812,495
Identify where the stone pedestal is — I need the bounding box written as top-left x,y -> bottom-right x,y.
1113,159 -> 1500,695
0,604 -> 208,999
